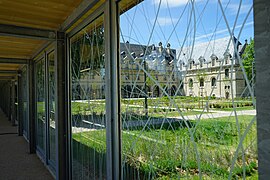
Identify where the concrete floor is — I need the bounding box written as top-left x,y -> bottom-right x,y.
0,109 -> 54,180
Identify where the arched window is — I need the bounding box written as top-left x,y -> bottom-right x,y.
199,78 -> 204,87
211,77 -> 217,87
188,79 -> 193,88
225,69 -> 229,78
171,85 -> 177,96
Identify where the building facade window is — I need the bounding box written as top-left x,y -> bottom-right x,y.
188,79 -> 193,88
212,59 -> 215,66
199,78 -> 204,87
211,77 -> 217,87
225,69 -> 229,78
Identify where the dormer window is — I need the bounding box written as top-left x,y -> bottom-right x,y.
189,59 -> 194,69
212,59 -> 215,66
210,54 -> 217,66
223,51 -> 231,65
199,56 -> 205,68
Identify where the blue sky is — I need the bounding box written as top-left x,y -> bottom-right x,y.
120,0 -> 254,49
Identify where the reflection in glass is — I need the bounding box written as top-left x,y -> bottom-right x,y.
48,51 -> 56,166
21,66 -> 29,139
119,0 -> 257,179
70,15 -> 106,179
36,58 -> 46,152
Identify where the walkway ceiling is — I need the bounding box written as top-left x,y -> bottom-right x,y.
0,0 -> 141,80
0,0 -> 85,79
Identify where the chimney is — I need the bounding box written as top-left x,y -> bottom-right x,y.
158,42 -> 163,54
166,43 -> 171,55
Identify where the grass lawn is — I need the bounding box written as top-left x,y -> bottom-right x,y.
72,115 -> 257,179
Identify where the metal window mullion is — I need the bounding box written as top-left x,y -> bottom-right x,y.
66,35 -> 72,180
55,32 -> 68,180
28,60 -> 36,154
104,1 -> 121,179
45,51 -> 50,164
18,70 -> 23,136
11,80 -> 16,126
254,0 -> 270,179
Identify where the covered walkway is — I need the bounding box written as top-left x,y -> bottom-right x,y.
0,109 -> 53,179
0,0 -> 269,179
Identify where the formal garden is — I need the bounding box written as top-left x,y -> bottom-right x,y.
70,96 -> 257,179
73,115 -> 257,179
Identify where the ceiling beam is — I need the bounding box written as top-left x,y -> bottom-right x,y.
0,57 -> 29,64
60,0 -> 100,31
0,24 -> 56,40
0,76 -> 16,80
0,70 -> 18,74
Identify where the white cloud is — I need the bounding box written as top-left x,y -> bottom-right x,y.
152,0 -> 190,8
156,17 -> 178,26
227,3 -> 252,15
195,21 -> 254,41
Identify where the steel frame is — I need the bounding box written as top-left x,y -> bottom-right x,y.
0,58 -> 28,64
254,0 -> 270,178
0,24 -> 56,40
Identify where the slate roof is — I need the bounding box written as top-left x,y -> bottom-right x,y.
176,36 -> 243,64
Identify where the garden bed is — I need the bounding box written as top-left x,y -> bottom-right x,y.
72,115 -> 258,179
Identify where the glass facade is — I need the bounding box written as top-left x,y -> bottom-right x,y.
48,51 -> 56,167
7,0 -> 258,179
70,14 -> 106,179
119,0 -> 257,179
34,51 -> 56,173
21,66 -> 29,140
35,58 -> 46,153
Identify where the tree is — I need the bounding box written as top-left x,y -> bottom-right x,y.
242,39 -> 255,82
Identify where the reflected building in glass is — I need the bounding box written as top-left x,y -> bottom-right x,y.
178,36 -> 248,99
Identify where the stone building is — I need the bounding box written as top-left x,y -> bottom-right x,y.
177,36 -> 247,99
73,42 -> 181,99
120,42 -> 181,98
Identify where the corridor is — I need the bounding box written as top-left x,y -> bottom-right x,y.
0,109 -> 53,180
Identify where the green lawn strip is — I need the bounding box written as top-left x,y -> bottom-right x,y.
72,115 -> 257,178
71,101 -> 105,115
149,110 -> 203,118
70,98 -> 254,117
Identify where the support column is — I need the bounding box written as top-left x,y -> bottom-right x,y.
105,1 -> 121,179
8,81 -> 12,121
55,32 -> 68,180
28,60 -> 36,154
17,71 -> 23,136
11,80 -> 16,126
254,0 -> 270,179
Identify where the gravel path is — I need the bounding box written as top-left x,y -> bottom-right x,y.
181,109 -> 256,120
0,109 -> 54,180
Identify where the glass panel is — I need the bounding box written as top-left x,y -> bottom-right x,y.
36,58 -> 46,152
21,66 -> 29,139
70,14 -> 106,179
48,51 -> 56,166
119,0 -> 257,179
